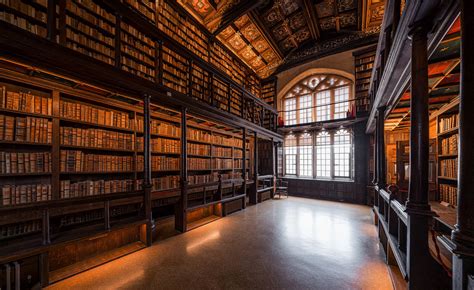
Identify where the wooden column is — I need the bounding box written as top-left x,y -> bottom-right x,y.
376,106 -> 386,190
176,107 -> 188,232
271,138 -> 276,198
143,94 -> 153,246
372,116 -> 379,185
405,25 -> 444,290
250,131 -> 258,204
452,1 -> 474,288
46,0 -> 57,42
242,127 -> 247,209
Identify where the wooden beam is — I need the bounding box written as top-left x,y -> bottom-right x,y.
302,0 -> 321,40
212,0 -> 264,36
249,11 -> 285,59
334,0 -> 341,32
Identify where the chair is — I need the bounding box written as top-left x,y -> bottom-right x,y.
274,179 -> 288,199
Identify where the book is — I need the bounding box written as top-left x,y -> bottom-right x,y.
2,183 -> 51,205
0,151 -> 51,174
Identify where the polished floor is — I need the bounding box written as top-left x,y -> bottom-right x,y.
47,197 -> 393,290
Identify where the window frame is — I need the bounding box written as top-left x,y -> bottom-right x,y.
282,74 -> 353,126
282,129 -> 354,181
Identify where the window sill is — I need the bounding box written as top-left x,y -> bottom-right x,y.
282,176 -> 354,183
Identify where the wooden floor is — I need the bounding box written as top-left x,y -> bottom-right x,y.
47,197 -> 393,290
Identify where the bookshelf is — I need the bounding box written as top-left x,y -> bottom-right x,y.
261,78 -> 277,107
0,0 -> 279,134
62,0 -> 116,65
353,46 -> 376,115
436,107 -> 459,207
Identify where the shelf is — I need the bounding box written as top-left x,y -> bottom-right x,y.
430,201 -> 456,230
438,154 -> 458,158
0,172 -> 51,177
0,107 -> 53,119
49,240 -> 145,283
438,127 -> 459,137
61,144 -> 135,153
438,176 -> 458,182
187,154 -> 211,158
0,140 -> 51,147
60,118 -> 134,133
60,171 -> 136,175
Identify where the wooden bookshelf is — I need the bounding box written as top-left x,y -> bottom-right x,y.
0,64 -> 259,287
436,106 -> 459,208
0,0 -> 279,134
353,46 -> 376,115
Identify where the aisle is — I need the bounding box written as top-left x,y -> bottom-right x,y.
47,197 -> 393,290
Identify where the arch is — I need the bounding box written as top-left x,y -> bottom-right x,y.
278,68 -> 355,104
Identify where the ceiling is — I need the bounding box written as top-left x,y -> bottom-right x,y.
384,17 -> 461,131
177,0 -> 385,78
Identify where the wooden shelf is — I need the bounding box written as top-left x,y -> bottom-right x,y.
438,127 -> 459,137
430,202 -> 456,230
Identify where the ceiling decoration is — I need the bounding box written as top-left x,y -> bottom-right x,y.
176,0 -> 386,78
217,14 -> 282,78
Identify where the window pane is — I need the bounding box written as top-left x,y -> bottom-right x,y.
285,98 -> 297,125
334,129 -> 351,177
334,86 -> 349,119
284,135 -> 297,175
299,94 -> 312,124
316,131 -> 331,177
298,133 -> 312,177
316,90 -> 331,122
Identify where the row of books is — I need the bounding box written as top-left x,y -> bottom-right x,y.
66,0 -> 115,31
439,184 -> 458,206
188,143 -> 210,156
212,147 -> 232,158
65,27 -> 115,60
60,179 -> 135,199
188,173 -> 219,185
0,1 -> 47,37
187,128 -> 212,143
188,157 -> 211,170
121,56 -> 155,80
124,0 -> 155,23
61,100 -> 132,129
150,138 -> 180,153
59,209 -> 103,228
0,115 -> 52,143
65,15 -> 114,47
355,63 -> 374,72
0,87 -> 52,115
136,118 -> 180,137
2,184 -> 52,206
0,220 -> 41,240
61,127 -> 135,150
156,1 -> 208,61
0,152 -> 51,174
355,54 -> 375,65
439,158 -> 458,179
60,150 -> 134,173
212,158 -> 233,170
439,114 -> 459,133
66,41 -> 115,65
135,155 -> 180,172
440,133 -> 458,155
150,175 -> 179,191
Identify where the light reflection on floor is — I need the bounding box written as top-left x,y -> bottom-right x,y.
47,197 -> 393,290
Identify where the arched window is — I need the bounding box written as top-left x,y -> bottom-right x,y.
316,131 -> 331,178
334,129 -> 352,178
282,74 -> 353,125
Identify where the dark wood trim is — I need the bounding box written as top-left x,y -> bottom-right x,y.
451,1 -> 474,288
302,0 -> 321,40
176,107 -> 188,232
143,94 -> 153,246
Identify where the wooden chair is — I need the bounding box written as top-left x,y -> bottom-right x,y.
274,179 -> 288,199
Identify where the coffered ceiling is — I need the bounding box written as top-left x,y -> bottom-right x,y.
177,0 -> 385,78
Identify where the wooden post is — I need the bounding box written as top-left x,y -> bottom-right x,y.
376,106 -> 386,190
250,131 -> 258,204
104,200 -> 110,231
114,14 -> 122,69
47,0 -> 56,42
42,209 -> 50,245
143,94 -> 153,246
157,41 -> 163,85
271,138 -> 276,198
452,1 -> 474,288
405,25 -> 445,290
242,127 -> 247,209
176,107 -> 188,232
